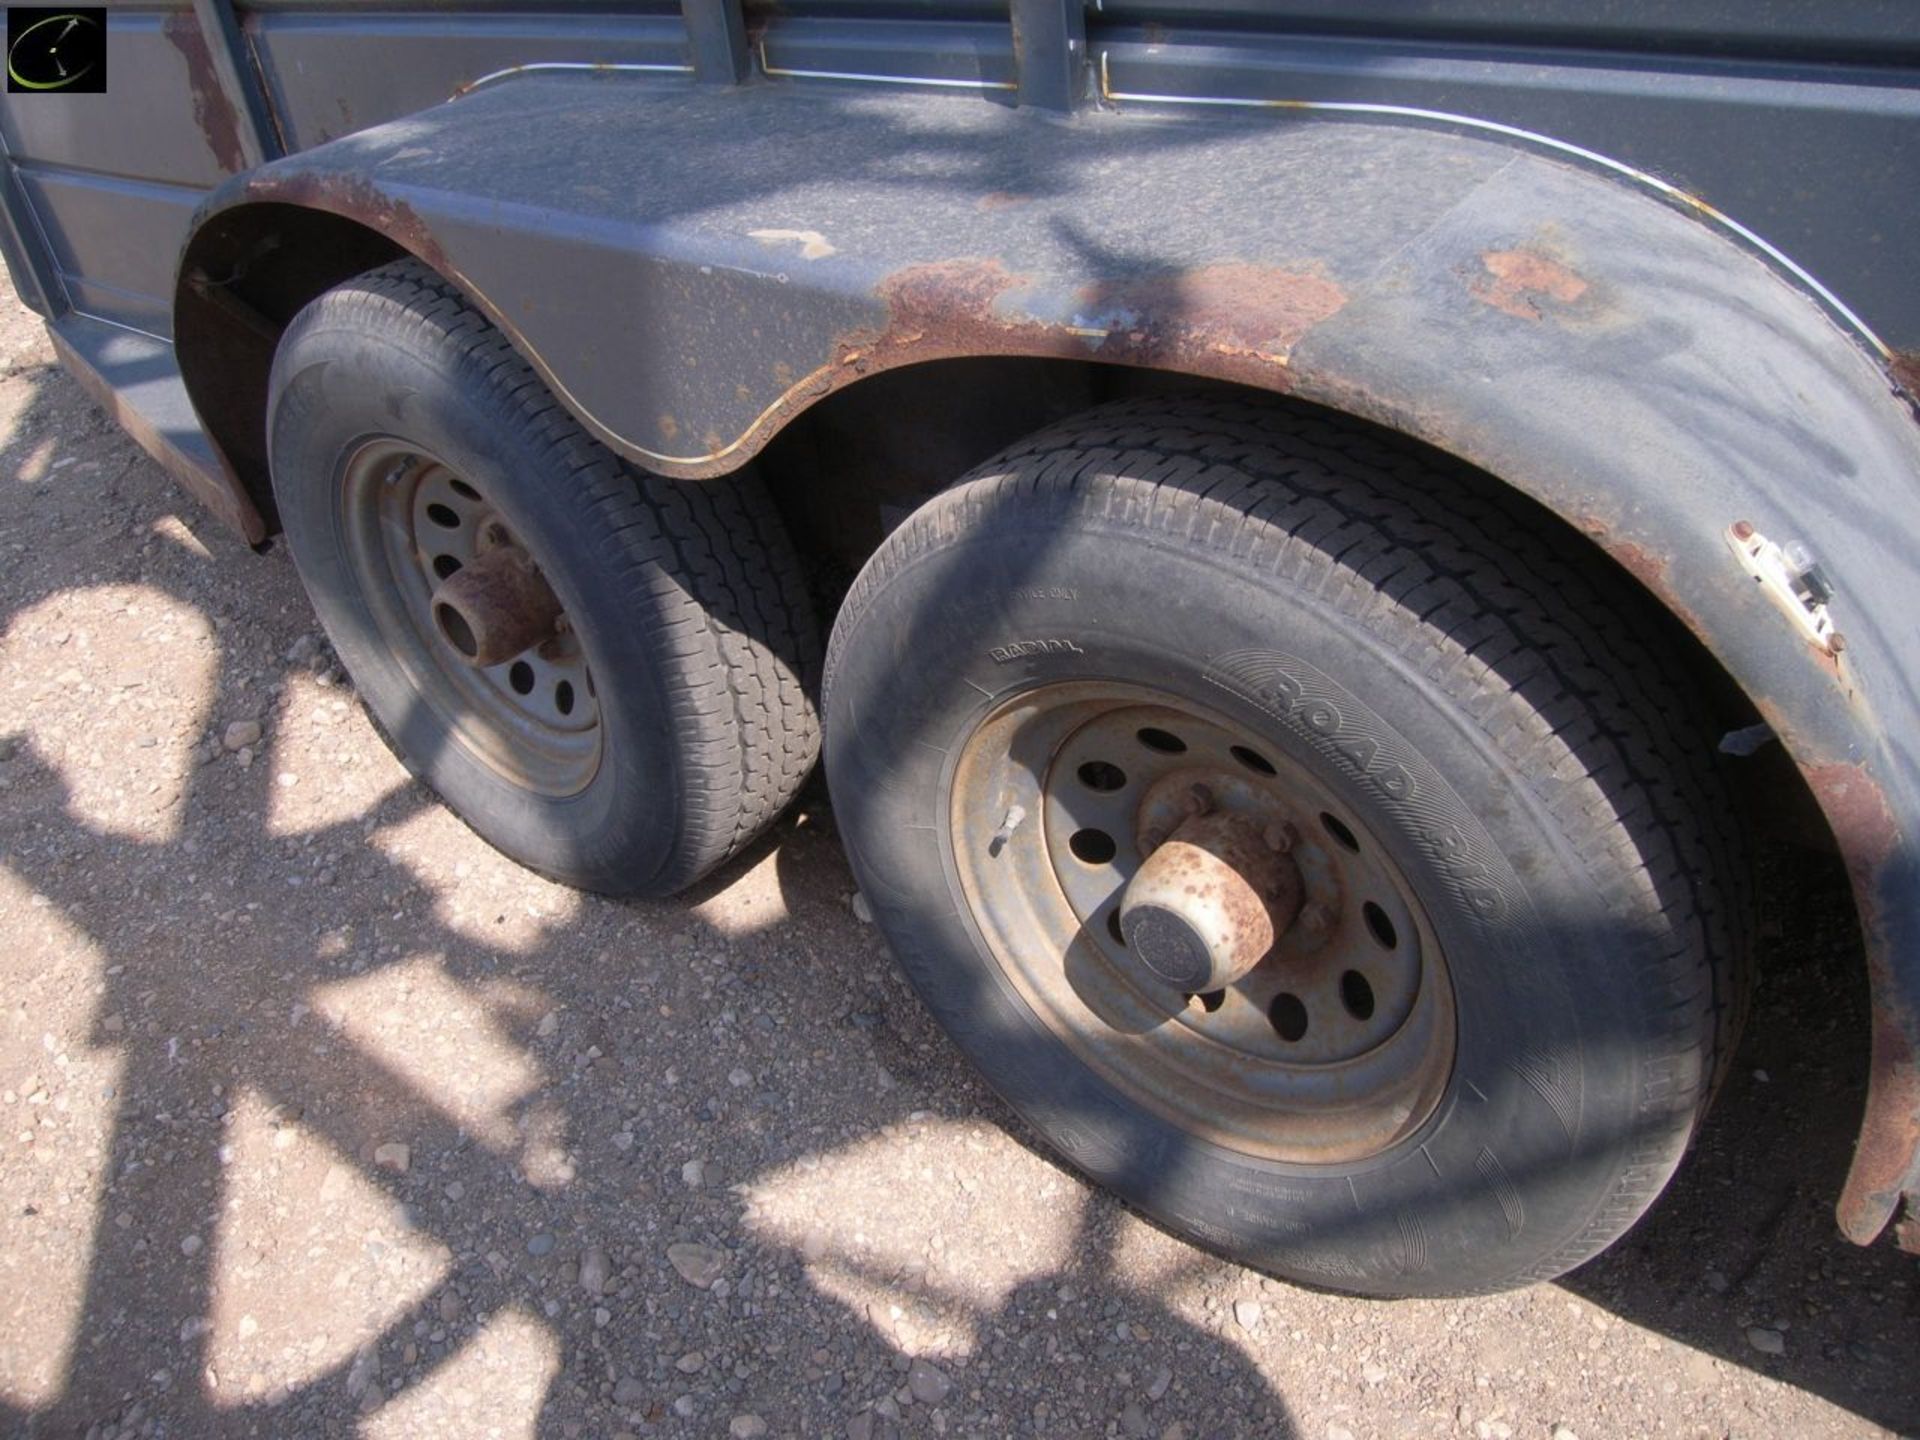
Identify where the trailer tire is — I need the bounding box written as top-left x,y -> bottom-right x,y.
823,395 -> 1748,1296
267,259 -> 819,896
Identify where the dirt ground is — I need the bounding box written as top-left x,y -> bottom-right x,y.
0,271 -> 1914,1440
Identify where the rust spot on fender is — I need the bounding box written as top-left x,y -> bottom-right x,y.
852,259 -> 1348,389
1595,537 -> 1670,595
1572,518 -> 1717,647
1891,350 -> 1920,410
1077,263 -> 1349,381
1473,249 -> 1590,321
241,169 -> 452,277
162,12 -> 248,175
1801,761 -> 1920,1248
722,260 -> 1346,477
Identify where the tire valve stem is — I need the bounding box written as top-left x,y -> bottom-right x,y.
988,803 -> 1027,858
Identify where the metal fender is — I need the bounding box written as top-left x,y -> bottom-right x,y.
175,76 -> 1920,1246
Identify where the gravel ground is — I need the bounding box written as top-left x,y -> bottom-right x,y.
0,272 -> 1915,1440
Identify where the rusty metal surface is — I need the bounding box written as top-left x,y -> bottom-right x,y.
1893,351 -> 1920,408
1802,761 -> 1920,1249
180,82 -> 1505,479
161,12 -> 250,178
1118,809 -> 1302,992
430,543 -> 564,668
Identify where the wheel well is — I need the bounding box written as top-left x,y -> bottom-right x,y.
747,358 -> 1849,862
174,204 -> 405,532
172,212 -> 1834,861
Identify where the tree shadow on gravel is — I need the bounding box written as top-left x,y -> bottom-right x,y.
0,356 -> 1300,1438
0,349 -> 1912,1440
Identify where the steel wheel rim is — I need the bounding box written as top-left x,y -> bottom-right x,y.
340,438 -> 602,797
949,681 -> 1456,1165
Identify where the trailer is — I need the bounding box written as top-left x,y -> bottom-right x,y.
4,0 -> 1918,1294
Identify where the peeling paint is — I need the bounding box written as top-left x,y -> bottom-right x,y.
748,229 -> 838,261
1473,249 -> 1590,321
1077,263 -> 1349,376
241,169 -> 452,278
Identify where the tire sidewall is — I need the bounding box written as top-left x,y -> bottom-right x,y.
827,496 -> 1661,1295
268,309 -> 678,891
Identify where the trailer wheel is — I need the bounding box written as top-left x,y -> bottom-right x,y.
823,396 -> 1747,1296
267,259 -> 819,895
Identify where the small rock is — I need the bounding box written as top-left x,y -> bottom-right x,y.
286,634 -> 321,666
1326,1427 -> 1356,1440
730,1418 -> 768,1439
180,1234 -> 203,1257
537,1010 -> 559,1038
681,1159 -> 707,1189
1361,1361 -> 1388,1385
675,1351 -> 705,1374
527,1233 -> 556,1258
907,1358 -> 950,1404
1146,1365 -> 1172,1401
1705,1270 -> 1729,1293
444,1181 -> 465,1201
373,1142 -> 410,1173
1233,1299 -> 1263,1331
728,1068 -> 751,1088
850,891 -> 873,924
437,1290 -> 463,1323
666,1241 -> 727,1289
1551,1427 -> 1581,1440
1120,1402 -> 1151,1437
222,720 -> 261,751
318,1165 -> 351,1204
579,1247 -> 611,1296
613,1376 -> 647,1406
1747,1327 -> 1786,1356
344,1347 -> 378,1400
